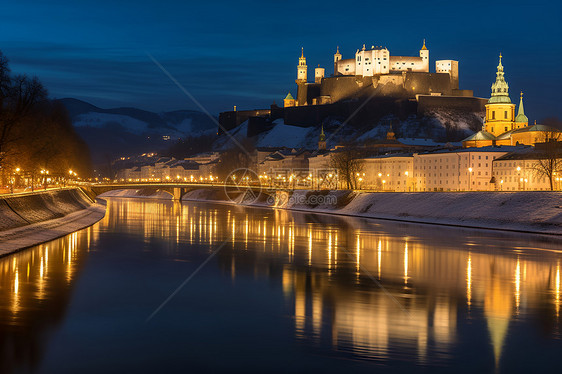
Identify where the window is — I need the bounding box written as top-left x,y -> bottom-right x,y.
492,111 -> 495,120
504,111 -> 508,119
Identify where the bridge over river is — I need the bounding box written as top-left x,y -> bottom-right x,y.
78,182 -> 287,201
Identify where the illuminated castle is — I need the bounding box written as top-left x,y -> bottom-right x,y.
462,55 -> 561,148
285,41 -> 465,107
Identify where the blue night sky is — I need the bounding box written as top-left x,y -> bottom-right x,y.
0,0 -> 560,119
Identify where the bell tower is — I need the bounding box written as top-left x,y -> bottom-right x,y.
297,47 -> 307,82
484,54 -> 516,137
419,39 -> 429,72
333,46 -> 342,75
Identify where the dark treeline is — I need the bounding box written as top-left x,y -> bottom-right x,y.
0,50 -> 91,185
162,134 -> 216,160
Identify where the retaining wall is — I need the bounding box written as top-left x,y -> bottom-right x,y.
0,189 -> 95,232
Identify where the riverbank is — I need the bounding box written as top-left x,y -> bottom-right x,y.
95,187 -> 562,235
0,189 -> 106,256
180,188 -> 562,236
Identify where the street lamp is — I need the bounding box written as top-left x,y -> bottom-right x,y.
468,167 -> 473,191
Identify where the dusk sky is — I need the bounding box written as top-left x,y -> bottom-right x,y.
1,0 -> 560,118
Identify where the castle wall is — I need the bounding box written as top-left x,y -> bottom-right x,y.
297,83 -> 308,106
417,95 -> 487,115
390,56 -> 426,73
283,98 -> 417,127
320,76 -> 366,102
218,109 -> 271,134
403,72 -> 453,95
336,58 -> 356,75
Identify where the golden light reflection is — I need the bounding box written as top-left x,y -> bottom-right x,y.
404,242 -> 409,285
467,253 -> 472,308
88,198 -> 562,364
554,262 -> 560,318
377,239 -> 382,279
356,233 -> 361,273
308,228 -> 312,266
0,226 -> 91,371
515,257 -> 521,313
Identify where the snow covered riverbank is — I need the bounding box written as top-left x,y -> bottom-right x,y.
181,189 -> 562,236
0,189 -> 106,256
96,187 -> 562,235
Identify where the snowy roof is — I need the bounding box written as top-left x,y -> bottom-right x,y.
419,145 -> 526,156
494,148 -> 548,161
364,152 -> 414,160
462,131 -> 496,142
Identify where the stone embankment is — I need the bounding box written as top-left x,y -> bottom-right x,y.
0,188 -> 106,256
180,188 -> 562,236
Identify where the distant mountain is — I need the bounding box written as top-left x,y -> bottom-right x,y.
57,98 -> 217,164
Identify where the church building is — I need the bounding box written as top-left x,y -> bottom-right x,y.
462,55 -> 560,148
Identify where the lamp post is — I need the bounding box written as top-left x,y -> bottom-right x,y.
516,166 -> 521,190
468,167 -> 473,191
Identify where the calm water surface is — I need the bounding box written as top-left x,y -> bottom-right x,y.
1,198 -> 562,373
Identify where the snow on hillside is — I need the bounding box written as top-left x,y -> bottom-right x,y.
257,120 -> 313,148
74,112 -> 150,133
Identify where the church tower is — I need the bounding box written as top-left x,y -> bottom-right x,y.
297,48 -> 307,82
318,124 -> 326,150
419,39 -> 429,72
484,54 -> 516,137
333,46 -> 342,75
514,91 -> 528,129
296,48 -> 308,106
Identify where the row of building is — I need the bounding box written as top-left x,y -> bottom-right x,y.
113,141 -> 560,191
254,144 -> 559,191
115,152 -> 220,182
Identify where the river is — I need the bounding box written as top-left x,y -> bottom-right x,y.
1,198 -> 562,373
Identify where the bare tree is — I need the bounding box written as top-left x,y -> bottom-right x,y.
532,128 -> 562,191
0,71 -> 47,170
330,146 -> 365,190
215,139 -> 255,181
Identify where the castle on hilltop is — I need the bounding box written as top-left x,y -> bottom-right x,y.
219,41 -> 488,136
286,41 -> 467,107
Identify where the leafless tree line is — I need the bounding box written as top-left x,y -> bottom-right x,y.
0,50 -> 91,186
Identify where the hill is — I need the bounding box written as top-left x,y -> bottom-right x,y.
57,98 -> 217,164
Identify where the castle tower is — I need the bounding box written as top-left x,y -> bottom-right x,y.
334,46 -> 342,75
484,54 -> 516,137
283,92 -> 295,108
419,39 -> 429,72
297,47 -> 307,82
514,91 -> 528,128
315,65 -> 325,83
318,124 -> 326,150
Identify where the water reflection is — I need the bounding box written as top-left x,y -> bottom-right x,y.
1,198 -> 562,372
98,199 -> 562,366
0,228 -> 92,373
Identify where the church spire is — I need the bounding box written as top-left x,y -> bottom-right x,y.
318,124 -> 326,150
515,91 -> 529,124
489,53 -> 511,104
421,38 -> 427,50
